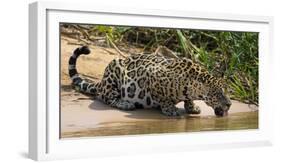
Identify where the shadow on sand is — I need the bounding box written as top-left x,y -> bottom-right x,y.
87,100 -> 184,120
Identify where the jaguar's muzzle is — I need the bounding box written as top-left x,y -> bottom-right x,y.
214,107 -> 229,117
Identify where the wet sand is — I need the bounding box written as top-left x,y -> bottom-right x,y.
60,90 -> 258,138
62,112 -> 258,138
60,36 -> 258,138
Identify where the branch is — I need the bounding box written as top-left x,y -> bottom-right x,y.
154,46 -> 179,59
106,34 -> 127,58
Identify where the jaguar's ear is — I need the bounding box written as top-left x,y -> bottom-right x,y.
220,71 -> 225,78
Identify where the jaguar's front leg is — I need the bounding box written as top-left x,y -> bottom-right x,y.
184,99 -> 201,114
160,101 -> 183,116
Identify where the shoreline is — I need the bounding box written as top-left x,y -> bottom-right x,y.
61,90 -> 258,135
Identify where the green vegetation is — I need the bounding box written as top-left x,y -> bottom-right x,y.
61,24 -> 259,105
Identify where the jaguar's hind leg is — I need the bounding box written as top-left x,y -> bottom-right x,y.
110,99 -> 135,111
184,99 -> 201,114
101,85 -> 135,111
100,60 -> 135,111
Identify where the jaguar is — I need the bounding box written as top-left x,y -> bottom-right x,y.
68,46 -> 232,117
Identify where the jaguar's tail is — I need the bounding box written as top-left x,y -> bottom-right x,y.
68,46 -> 100,96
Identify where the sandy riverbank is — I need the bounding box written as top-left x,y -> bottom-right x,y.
61,89 -> 258,134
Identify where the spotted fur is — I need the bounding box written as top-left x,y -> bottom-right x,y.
69,46 -> 232,116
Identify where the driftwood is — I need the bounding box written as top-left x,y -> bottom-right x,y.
154,46 -> 179,59
67,42 -> 85,46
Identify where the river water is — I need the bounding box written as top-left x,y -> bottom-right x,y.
62,111 -> 258,138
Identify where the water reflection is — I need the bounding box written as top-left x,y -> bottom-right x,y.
62,111 -> 258,138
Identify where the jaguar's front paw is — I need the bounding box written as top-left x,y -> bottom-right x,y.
185,105 -> 201,114
184,101 -> 201,114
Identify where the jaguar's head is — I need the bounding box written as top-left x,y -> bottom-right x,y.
205,80 -> 232,117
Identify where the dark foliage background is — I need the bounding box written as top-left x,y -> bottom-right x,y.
61,24 -> 259,105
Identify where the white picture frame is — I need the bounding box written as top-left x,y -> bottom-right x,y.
29,1 -> 274,161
